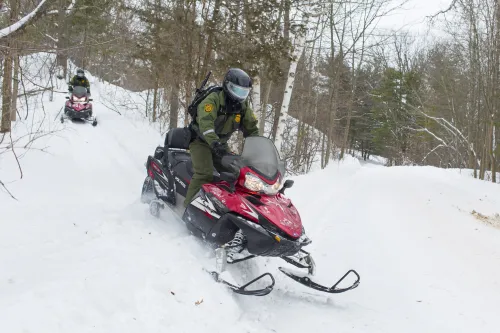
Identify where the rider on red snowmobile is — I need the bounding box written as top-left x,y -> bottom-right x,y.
186,68 -> 260,259
68,69 -> 91,95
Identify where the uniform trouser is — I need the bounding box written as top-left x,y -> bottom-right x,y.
183,140 -> 225,207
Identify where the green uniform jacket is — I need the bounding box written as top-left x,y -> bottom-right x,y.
69,76 -> 90,89
192,90 -> 259,146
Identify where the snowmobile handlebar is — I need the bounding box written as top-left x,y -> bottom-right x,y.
221,154 -> 241,174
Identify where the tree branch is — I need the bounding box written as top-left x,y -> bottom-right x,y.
0,0 -> 56,40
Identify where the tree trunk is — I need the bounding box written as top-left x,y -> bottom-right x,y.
260,80 -> 272,135
479,122 -> 488,180
283,0 -> 290,40
169,83 -> 179,129
275,13 -> 308,154
56,0 -> 68,79
184,81 -> 192,126
340,103 -> 352,160
490,120 -> 497,183
152,81 -> 159,123
1,52 -> 13,133
293,118 -> 306,168
11,55 -> 20,121
321,132 -> 326,169
199,0 -> 221,82
251,74 -> 262,132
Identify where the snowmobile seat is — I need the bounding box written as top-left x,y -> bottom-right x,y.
164,127 -> 192,150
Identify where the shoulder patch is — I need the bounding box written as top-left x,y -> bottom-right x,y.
204,104 -> 214,113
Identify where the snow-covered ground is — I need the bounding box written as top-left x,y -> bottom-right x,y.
1,59 -> 500,333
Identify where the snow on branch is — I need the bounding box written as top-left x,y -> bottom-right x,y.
47,0 -> 77,16
416,109 -> 477,159
407,127 -> 448,147
0,0 -> 52,39
66,0 -> 76,13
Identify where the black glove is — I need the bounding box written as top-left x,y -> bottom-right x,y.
211,141 -> 227,157
68,86 -> 73,92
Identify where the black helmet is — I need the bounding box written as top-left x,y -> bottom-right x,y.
76,68 -> 84,77
222,68 -> 252,103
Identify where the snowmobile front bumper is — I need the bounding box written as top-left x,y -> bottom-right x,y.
278,267 -> 360,294
61,109 -> 97,126
65,108 -> 92,119
229,214 -> 311,257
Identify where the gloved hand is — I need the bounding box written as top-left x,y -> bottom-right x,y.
211,141 -> 227,157
68,86 -> 73,92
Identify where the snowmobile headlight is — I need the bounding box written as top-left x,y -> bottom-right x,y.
72,96 -> 86,102
244,173 -> 282,195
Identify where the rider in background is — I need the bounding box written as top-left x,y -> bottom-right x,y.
68,69 -> 91,95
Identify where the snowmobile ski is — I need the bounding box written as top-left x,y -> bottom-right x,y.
281,249 -> 316,274
209,270 -> 275,296
278,267 -> 360,294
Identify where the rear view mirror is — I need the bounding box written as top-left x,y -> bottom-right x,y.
279,179 -> 294,194
65,96 -> 69,99
88,98 -> 93,101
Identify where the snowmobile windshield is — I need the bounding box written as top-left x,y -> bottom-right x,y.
240,136 -> 285,180
72,86 -> 88,98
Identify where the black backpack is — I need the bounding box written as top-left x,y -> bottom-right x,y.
187,85 -> 222,122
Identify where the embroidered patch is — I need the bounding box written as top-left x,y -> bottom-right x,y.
204,104 -> 214,113
235,114 -> 241,123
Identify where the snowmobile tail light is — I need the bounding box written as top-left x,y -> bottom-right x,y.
244,173 -> 282,195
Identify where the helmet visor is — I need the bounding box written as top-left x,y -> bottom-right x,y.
227,82 -> 250,101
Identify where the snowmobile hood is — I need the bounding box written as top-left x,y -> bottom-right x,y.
250,194 -> 303,239
201,184 -> 302,239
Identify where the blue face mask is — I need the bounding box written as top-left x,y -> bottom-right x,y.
226,82 -> 250,102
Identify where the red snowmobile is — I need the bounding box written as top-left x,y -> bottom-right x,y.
60,86 -> 97,126
140,129 -> 360,296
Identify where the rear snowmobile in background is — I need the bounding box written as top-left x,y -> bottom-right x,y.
60,86 -> 97,126
140,130 -> 360,296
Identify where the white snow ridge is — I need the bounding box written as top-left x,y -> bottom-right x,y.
1,54 -> 500,333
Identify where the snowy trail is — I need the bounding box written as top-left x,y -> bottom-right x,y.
1,89 -> 245,333
2,76 -> 500,332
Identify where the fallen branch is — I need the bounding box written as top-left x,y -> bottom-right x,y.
0,179 -> 18,201
9,129 -> 23,179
